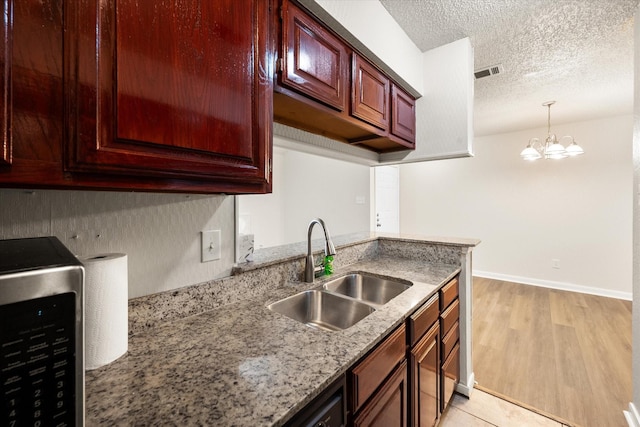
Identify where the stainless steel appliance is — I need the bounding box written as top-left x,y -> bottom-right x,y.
0,237 -> 84,427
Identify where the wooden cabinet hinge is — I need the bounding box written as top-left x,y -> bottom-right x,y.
277,58 -> 283,73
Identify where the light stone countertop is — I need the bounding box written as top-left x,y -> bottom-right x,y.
85,255 -> 461,426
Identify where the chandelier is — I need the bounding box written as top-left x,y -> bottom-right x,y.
520,101 -> 584,161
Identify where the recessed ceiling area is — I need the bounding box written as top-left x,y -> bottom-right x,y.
379,0 -> 638,136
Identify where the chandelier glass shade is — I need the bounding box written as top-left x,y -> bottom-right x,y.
520,101 -> 584,161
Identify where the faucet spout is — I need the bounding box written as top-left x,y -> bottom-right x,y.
305,218 -> 336,282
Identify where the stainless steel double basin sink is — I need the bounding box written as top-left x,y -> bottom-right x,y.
267,273 -> 412,331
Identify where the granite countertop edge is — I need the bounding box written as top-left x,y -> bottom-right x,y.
234,232 -> 480,273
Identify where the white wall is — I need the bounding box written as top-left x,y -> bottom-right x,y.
238,148 -> 287,249
314,0 -> 424,94
381,38 -> 475,164
239,142 -> 371,249
0,190 -> 235,298
400,114 -> 633,298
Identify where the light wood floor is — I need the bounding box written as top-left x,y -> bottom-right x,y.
472,277 -> 632,427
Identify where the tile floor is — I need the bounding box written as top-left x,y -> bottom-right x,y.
440,389 -> 572,427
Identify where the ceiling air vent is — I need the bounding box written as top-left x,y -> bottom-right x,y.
474,64 -> 504,80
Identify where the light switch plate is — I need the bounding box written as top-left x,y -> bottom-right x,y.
201,230 -> 221,262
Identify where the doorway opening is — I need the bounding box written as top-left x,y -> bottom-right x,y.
374,165 -> 400,233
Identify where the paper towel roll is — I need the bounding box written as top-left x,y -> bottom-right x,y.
81,253 -> 128,370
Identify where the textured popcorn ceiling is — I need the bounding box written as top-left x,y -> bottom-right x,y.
380,0 -> 638,136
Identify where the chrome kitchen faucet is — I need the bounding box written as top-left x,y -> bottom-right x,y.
304,218 -> 336,283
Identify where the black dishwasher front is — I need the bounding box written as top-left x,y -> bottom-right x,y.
284,375 -> 346,427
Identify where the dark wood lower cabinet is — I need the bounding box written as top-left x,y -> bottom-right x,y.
322,278 -> 460,427
354,360 -> 408,427
439,278 -> 460,414
410,322 -> 439,427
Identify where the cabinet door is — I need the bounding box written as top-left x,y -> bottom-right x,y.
351,324 -> 406,412
391,84 -> 416,145
64,0 -> 273,192
281,0 -> 348,111
352,54 -> 389,130
440,299 -> 459,337
410,323 -> 439,427
0,0 -> 9,167
408,295 -> 439,347
1,0 -> 63,173
441,343 -> 459,412
354,360 -> 408,427
439,278 -> 459,311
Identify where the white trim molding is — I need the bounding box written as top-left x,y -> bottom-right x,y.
457,247 -> 475,398
473,270 -> 632,301
624,402 -> 640,427
455,372 -> 475,398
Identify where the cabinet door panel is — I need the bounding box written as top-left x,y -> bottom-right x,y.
440,299 -> 459,336
65,0 -> 272,187
116,2 -> 252,158
441,343 -> 459,412
351,324 -> 406,412
0,0 -> 10,166
410,323 -> 439,427
439,277 -> 459,311
281,0 -> 348,111
352,54 -> 389,130
442,321 -> 459,361
354,360 -> 408,427
391,84 -> 416,144
408,294 -> 439,347
4,0 -> 64,169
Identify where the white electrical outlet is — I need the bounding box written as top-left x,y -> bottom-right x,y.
552,259 -> 560,269
201,230 -> 221,262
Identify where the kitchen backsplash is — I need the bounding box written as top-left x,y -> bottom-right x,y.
0,189 -> 236,298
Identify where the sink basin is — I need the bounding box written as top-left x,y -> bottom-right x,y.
323,273 -> 412,307
267,290 -> 375,331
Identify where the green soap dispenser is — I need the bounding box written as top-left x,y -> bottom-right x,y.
324,255 -> 334,275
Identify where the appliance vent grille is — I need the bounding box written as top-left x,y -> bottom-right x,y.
474,64 -> 504,80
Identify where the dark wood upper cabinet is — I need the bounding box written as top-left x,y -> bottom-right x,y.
274,0 -> 418,153
391,84 -> 416,144
3,0 -> 66,183
0,0 -> 10,167
352,53 -> 390,130
63,0 -> 274,192
1,0 -> 275,193
280,0 -> 348,111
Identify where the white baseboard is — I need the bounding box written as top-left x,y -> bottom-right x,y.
473,270 -> 632,301
624,402 -> 640,427
455,372 -> 475,397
